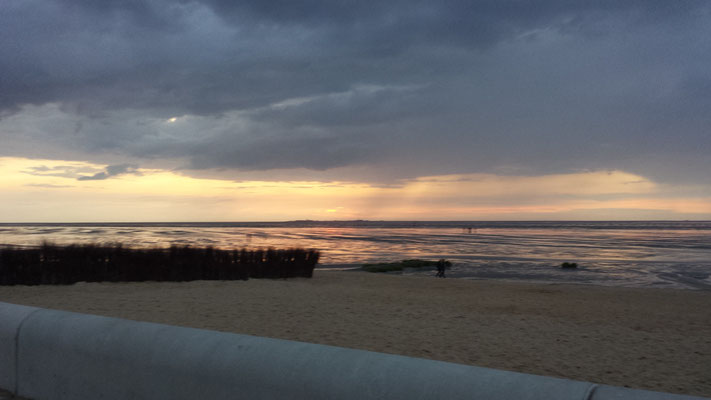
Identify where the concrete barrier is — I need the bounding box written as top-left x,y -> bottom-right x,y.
0,301 -> 706,400
0,303 -> 41,392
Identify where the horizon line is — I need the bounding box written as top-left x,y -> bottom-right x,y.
1,219 -> 709,225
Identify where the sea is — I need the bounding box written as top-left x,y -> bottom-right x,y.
1,221 -> 710,290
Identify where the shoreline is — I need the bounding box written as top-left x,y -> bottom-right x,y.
1,271 -> 709,397
319,265 -> 711,291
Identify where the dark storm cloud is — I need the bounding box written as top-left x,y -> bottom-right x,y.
3,0 -> 704,115
1,0 -> 710,184
188,134 -> 371,171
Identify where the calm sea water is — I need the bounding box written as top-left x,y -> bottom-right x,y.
1,221 -> 710,290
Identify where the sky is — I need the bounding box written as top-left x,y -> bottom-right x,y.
1,1 -> 710,222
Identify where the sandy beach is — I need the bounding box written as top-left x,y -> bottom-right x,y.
1,271 -> 710,397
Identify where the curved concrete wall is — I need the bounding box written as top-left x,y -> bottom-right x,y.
0,301 -> 706,400
0,302 -> 41,392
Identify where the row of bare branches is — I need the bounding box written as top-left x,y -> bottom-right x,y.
0,243 -> 320,285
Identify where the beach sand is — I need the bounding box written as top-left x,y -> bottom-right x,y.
1,271 -> 709,397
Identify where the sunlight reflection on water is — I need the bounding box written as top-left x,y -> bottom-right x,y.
2,222 -> 710,289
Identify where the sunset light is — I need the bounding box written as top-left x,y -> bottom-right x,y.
2,3 -> 711,398
1,156 -> 709,222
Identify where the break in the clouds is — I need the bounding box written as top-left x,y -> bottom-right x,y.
1,0 -> 710,185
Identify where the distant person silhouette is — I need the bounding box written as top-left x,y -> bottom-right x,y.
436,259 -> 447,278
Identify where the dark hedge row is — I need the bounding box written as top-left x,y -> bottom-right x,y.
0,244 -> 320,285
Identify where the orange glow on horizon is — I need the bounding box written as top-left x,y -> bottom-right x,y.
1,157 -> 710,222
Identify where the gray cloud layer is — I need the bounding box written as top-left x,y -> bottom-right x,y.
1,1 -> 710,184
77,164 -> 140,181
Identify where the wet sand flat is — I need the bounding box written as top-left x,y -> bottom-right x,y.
1,271 -> 710,397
